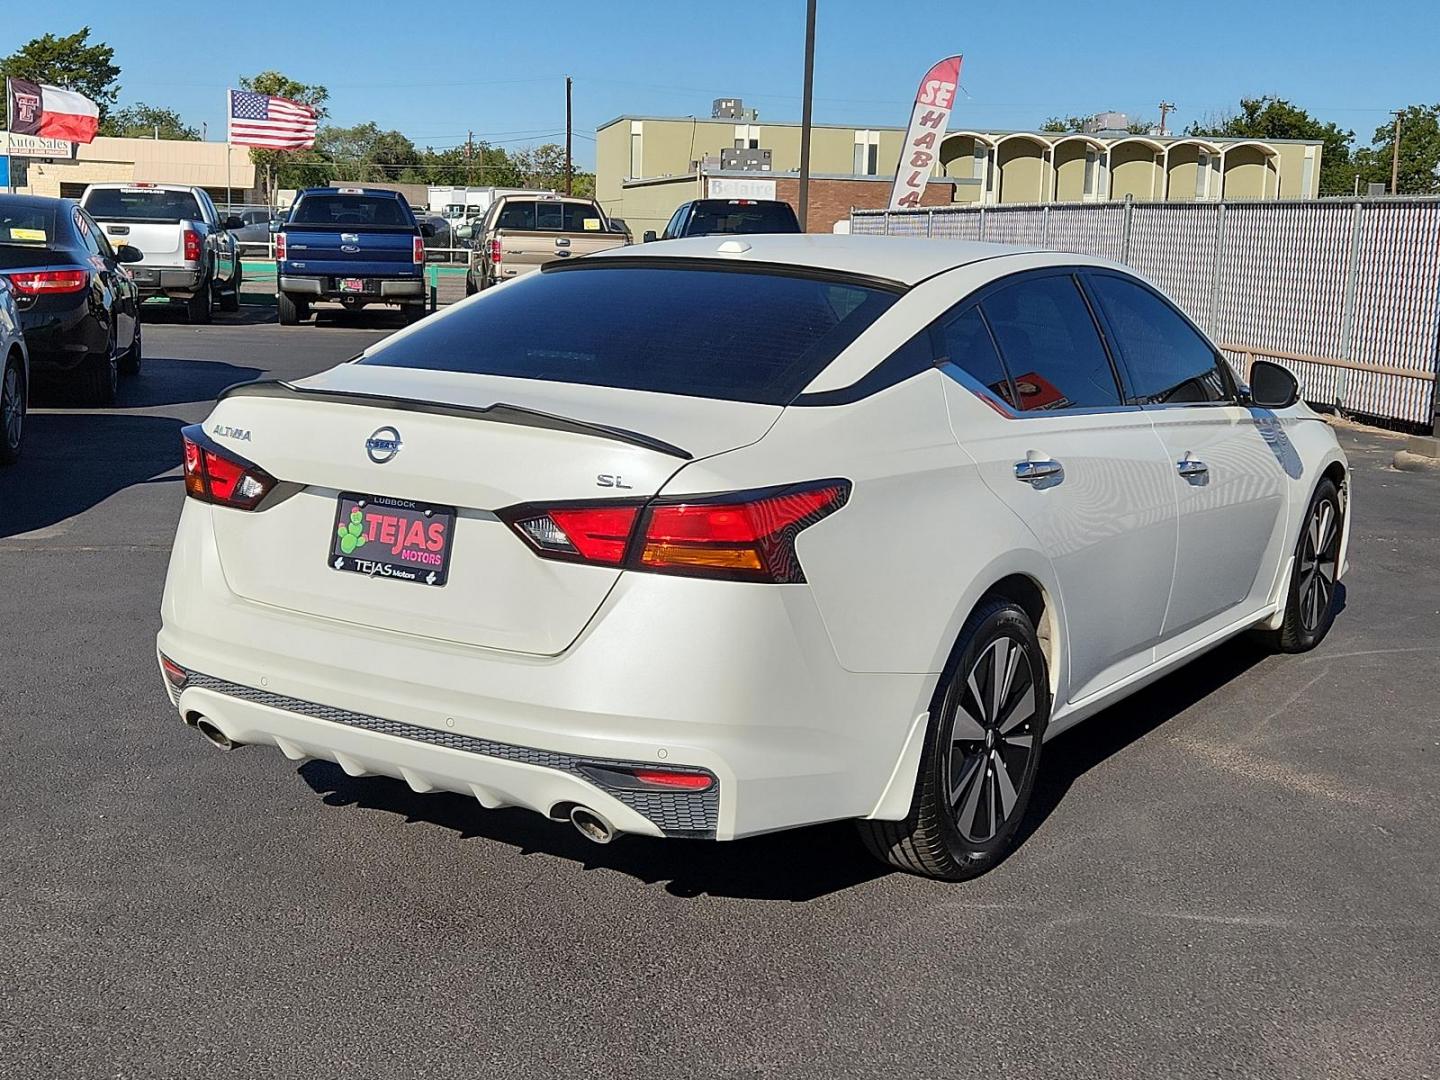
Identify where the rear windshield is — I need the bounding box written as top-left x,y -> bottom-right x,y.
0,204 -> 55,246
493,201 -> 604,232
361,264 -> 898,405
684,202 -> 800,236
289,195 -> 413,230
84,188 -> 203,224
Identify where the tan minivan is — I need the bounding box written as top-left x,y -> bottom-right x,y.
463,194 -> 627,294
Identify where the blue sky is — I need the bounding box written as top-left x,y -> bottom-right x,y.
7,0 -> 1437,168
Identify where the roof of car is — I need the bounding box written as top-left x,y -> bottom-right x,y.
299,187 -> 406,197
0,193 -> 70,210
589,235 -> 1058,286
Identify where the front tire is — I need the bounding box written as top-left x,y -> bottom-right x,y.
858,598 -> 1051,881
0,353 -> 24,465
1273,477 -> 1343,653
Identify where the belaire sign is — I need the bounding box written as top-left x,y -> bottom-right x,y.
0,131 -> 75,159
888,55 -> 963,210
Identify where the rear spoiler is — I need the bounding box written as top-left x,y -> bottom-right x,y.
216,379 -> 692,460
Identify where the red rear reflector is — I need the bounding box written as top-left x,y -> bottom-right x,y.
630,769 -> 714,791
500,481 -> 850,583
160,656 -> 188,689
180,425 -> 276,511
412,235 -> 425,264
8,269 -> 88,295
182,228 -> 202,262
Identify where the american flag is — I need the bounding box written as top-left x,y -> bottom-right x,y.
227,89 -> 318,150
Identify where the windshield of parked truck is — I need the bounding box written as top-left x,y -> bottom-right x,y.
289,195 -> 414,231
83,187 -> 204,224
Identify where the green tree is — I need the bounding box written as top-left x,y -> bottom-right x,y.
0,27 -> 120,124
1187,96 -> 1356,195
103,103 -> 198,140
239,71 -> 329,198
511,143 -> 594,196
1040,115 -> 1090,133
1353,105 -> 1440,195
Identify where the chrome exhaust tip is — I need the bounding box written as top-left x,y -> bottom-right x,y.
194,717 -> 239,751
569,806 -> 615,844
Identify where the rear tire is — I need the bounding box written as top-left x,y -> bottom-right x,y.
277,291 -> 305,326
119,320 -> 142,376
464,272 -> 478,296
404,304 -> 427,325
1271,477 -> 1343,653
186,276 -> 213,324
858,598 -> 1051,881
0,352 -> 24,465
79,331 -> 119,407
219,262 -> 241,312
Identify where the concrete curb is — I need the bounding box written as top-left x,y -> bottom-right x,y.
1393,436 -> 1440,471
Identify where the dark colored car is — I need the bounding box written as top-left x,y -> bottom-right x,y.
274,187 -> 434,325
0,194 -> 143,405
644,199 -> 802,242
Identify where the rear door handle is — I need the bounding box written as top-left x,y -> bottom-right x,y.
1014,458 -> 1064,485
1176,456 -> 1209,478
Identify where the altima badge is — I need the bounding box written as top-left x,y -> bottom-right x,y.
365,426 -> 403,464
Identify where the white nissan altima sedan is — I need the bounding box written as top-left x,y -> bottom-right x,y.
157,236 -> 1349,880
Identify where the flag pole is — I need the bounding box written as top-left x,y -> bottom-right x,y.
224,89 -> 232,213
4,78 -> 13,195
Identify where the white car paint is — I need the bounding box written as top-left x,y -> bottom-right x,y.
157,236 -> 1349,851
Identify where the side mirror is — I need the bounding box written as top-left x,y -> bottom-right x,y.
223,215 -> 245,230
115,245 -> 144,263
419,223 -> 437,238
268,219 -> 284,233
1247,359 -> 1300,409
455,225 -> 473,241
643,230 -> 658,243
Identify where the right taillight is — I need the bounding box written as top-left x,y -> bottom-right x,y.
181,424 -> 276,511
274,231 -> 287,260
489,238 -> 502,264
500,480 -> 849,583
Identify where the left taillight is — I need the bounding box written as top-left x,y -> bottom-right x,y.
412,235 -> 425,264
181,424 -> 276,511
500,480 -> 850,583
7,269 -> 89,295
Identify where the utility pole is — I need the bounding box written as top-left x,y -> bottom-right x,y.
1157,101 -> 1176,137
797,0 -> 817,232
466,129 -> 474,186
1390,109 -> 1403,195
565,75 -> 574,195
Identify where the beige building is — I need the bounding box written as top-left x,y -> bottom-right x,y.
596,114 -> 1324,238
1,133 -> 257,203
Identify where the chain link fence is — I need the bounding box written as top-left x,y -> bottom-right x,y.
853,199 -> 1440,431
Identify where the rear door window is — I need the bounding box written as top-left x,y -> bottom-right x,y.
1085,272 -> 1235,404
361,264 -> 899,405
979,274 -> 1122,411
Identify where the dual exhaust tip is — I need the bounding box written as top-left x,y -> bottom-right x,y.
190,714 -> 622,844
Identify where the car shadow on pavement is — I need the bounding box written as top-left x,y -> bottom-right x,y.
29,359 -> 263,410
138,305 -> 278,328
0,413 -> 187,538
297,761 -> 889,902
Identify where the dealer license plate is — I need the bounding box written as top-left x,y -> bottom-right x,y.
329,493 -> 455,587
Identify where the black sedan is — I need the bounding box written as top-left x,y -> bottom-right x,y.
0,194 -> 143,405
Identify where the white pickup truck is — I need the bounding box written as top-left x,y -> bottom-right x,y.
79,183 -> 242,323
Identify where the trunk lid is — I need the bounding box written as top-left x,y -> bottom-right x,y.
203,364 -> 780,655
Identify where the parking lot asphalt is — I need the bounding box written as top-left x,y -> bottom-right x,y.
2,312 -> 1437,1080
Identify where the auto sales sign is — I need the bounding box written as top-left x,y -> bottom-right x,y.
888,55 -> 963,210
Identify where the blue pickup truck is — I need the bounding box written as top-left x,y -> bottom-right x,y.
273,187 -> 433,325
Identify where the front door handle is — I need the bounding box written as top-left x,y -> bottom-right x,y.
1176,456 -> 1209,478
1014,458 -> 1064,485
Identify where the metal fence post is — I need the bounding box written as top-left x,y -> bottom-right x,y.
926,209 -> 934,238
1042,204 -> 1050,246
1207,201 -> 1227,336
978,206 -> 987,242
1122,194 -> 1134,264
1337,199 -> 1365,410
883,210 -> 891,235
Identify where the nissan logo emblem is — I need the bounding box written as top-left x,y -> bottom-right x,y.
365,426 -> 403,464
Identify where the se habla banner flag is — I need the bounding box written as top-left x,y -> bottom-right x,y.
6,78 -> 100,144
889,55 -> 963,210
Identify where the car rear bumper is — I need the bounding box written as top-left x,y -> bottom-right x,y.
19,302 -> 101,368
279,274 -> 424,302
157,502 -> 931,841
130,265 -> 204,298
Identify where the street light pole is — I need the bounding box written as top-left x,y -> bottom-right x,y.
1390,109 -> 1403,195
797,0 -> 817,232
565,75 -> 574,196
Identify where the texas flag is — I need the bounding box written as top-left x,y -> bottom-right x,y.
6,78 -> 100,144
